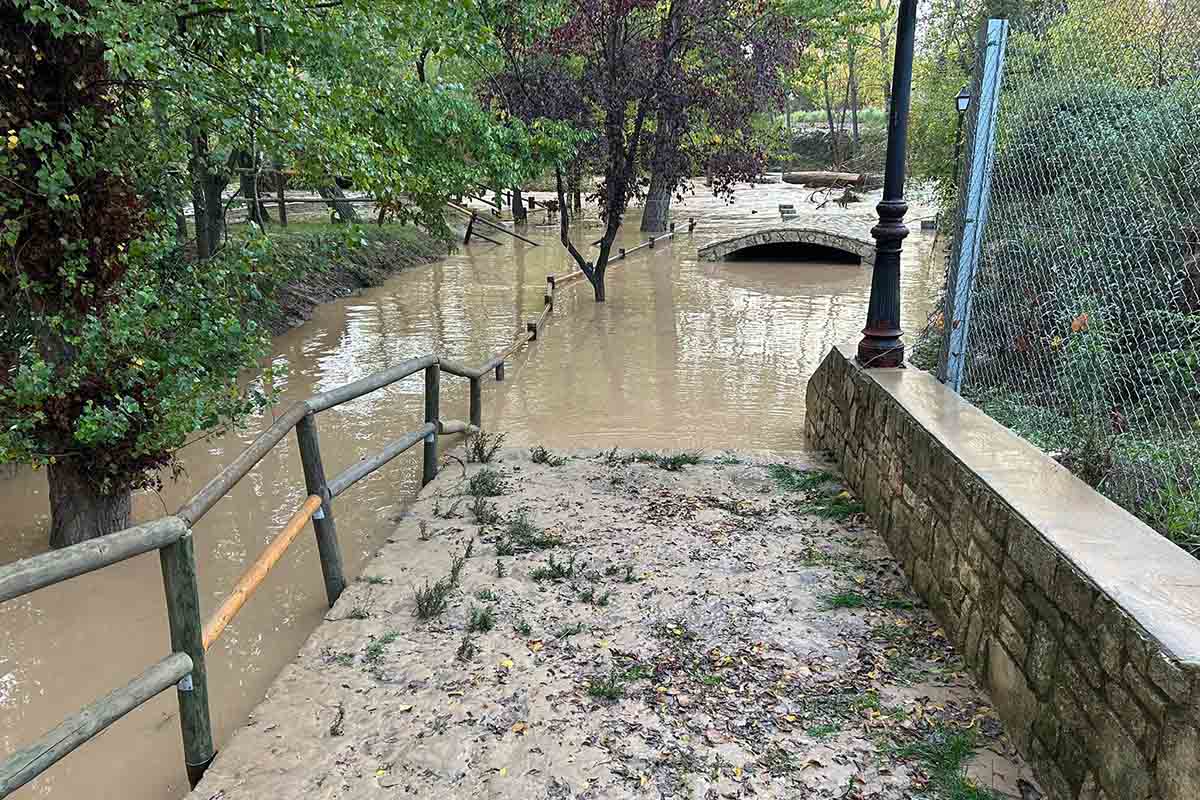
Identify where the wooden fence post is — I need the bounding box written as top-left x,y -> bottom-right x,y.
495,362 -> 505,382
941,18 -> 1010,391
275,164 -> 288,227
469,377 -> 482,429
296,414 -> 345,606
160,532 -> 215,788
423,364 -> 440,485
464,213 -> 476,245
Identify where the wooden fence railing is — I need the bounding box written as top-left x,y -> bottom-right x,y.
0,222 -> 688,798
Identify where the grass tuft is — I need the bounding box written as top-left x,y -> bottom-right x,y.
413,578 -> 452,619
530,444 -> 567,466
820,591 -> 870,609
466,430 -> 506,464
586,668 -> 626,701
467,604 -> 496,632
768,464 -> 841,492
632,450 -> 702,471
894,725 -> 1002,799
800,491 -> 866,520
503,511 -> 561,552
530,552 -> 577,583
456,633 -> 477,662
467,468 -> 504,498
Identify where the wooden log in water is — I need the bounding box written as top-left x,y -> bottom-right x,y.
782,171 -> 865,188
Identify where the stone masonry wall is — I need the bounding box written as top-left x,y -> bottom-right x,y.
805,346 -> 1200,800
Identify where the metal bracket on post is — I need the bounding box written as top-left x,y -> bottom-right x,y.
941,18 -> 1010,392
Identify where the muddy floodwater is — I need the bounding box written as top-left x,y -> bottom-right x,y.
0,182 -> 942,799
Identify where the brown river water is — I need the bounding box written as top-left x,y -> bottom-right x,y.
0,182 -> 942,799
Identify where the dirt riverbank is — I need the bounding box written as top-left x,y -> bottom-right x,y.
187,446 -> 1039,800
267,225 -> 449,334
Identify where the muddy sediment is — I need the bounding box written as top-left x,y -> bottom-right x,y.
188,447 -> 1037,800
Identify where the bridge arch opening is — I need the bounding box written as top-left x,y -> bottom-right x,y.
725,241 -> 863,264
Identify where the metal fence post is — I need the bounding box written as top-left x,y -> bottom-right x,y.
941,18 -> 1010,391
296,414 -> 345,606
160,532 -> 215,788
495,362 -> 505,382
423,364 -> 440,485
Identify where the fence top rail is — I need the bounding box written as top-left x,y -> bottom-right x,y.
177,400 -> 310,525
0,516 -> 188,604
305,354 -> 439,414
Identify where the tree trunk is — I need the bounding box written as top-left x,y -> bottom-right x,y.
237,150 -> 271,227
48,461 -> 132,549
512,187 -> 527,223
641,171 -> 673,232
318,184 -> 360,223
822,75 -> 839,166
848,45 -> 861,158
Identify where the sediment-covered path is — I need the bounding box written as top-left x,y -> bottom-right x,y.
188,446 -> 1036,799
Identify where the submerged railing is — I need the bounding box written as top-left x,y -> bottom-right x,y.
0,224 -> 683,798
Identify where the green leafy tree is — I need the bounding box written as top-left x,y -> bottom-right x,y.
1,0 -> 567,547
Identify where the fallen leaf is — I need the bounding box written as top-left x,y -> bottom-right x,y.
500,659 -> 514,669
512,721 -> 527,735
397,704 -> 414,713
499,767 -> 508,777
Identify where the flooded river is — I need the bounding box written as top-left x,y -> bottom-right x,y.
0,182 -> 942,798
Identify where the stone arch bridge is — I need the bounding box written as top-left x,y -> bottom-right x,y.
697,225 -> 876,265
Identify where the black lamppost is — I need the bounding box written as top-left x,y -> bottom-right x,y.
952,86 -> 971,187
857,0 -> 919,368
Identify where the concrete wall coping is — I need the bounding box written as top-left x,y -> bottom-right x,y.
838,345 -> 1200,667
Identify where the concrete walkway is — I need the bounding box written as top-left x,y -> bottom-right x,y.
188,447 -> 1037,800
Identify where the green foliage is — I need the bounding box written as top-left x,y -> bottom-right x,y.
820,591 -> 869,609
413,578 -> 452,619
0,0 -> 574,529
467,604 -> 496,633
586,669 -> 627,701
894,725 -> 1000,799
502,511 -> 561,552
632,451 -> 703,471
530,552 -> 577,583
0,231 -> 282,494
466,430 -> 506,464
768,464 -> 840,492
530,444 -> 567,466
467,468 -> 504,498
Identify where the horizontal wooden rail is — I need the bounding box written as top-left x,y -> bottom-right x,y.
305,354 -> 438,413
178,402 -> 309,526
0,652 -> 193,798
0,517 -> 188,603
202,495 -> 323,650
446,203 -> 540,246
327,423 -> 436,498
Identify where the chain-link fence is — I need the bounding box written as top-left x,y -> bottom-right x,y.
923,0 -> 1200,553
